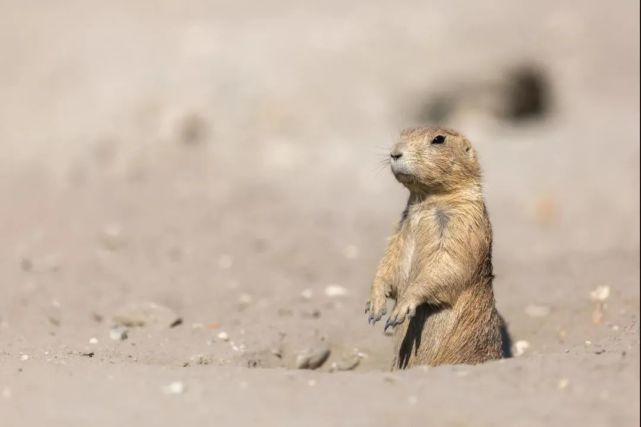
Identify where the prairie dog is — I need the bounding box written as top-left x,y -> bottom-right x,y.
366,127 -> 503,368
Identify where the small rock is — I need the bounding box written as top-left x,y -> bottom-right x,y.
20,258 -> 33,272
109,327 -> 128,341
324,285 -> 348,298
295,342 -> 331,370
113,302 -> 181,329
89,337 -> 99,345
99,224 -> 127,251
513,340 -> 530,357
330,353 -> 361,372
20,355 -> 29,361
47,315 -> 61,327
162,381 -> 185,395
247,359 -> 261,368
271,346 -> 284,359
178,113 -> 209,145
217,331 -> 230,342
524,304 -> 550,318
590,286 -> 610,302
238,293 -> 253,308
585,340 -> 592,346
301,309 -> 321,319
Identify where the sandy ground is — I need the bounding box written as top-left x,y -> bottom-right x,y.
0,1 -> 639,426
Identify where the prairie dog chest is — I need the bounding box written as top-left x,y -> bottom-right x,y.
397,205 -> 444,281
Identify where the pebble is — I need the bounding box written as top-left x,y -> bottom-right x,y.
162,381 -> 185,395
590,285 -> 610,302
585,340 -> 592,346
329,350 -> 364,372
217,331 -> 230,341
524,304 -> 550,318
295,342 -> 331,369
109,327 -> 128,341
89,337 -> 99,344
513,340 -> 530,357
20,354 -> 29,361
238,293 -> 253,306
99,224 -> 127,251
324,285 -> 348,298
301,309 -> 321,319
113,302 -> 181,329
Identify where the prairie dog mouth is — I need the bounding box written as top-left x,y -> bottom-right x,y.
391,161 -> 413,178
393,172 -> 416,183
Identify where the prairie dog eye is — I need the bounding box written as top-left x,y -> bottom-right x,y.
431,135 -> 446,144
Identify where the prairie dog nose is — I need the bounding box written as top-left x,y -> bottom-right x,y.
390,151 -> 403,160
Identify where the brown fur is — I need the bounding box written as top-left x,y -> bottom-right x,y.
366,127 -> 503,369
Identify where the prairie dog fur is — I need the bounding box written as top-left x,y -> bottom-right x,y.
366,127 -> 503,368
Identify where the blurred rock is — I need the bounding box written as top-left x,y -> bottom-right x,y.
590,286 -> 611,302
502,65 -> 550,121
514,340 -> 530,357
295,340 -> 331,370
99,224 -> 127,251
324,285 -> 348,297
178,113 -> 209,145
416,63 -> 551,125
162,381 -> 185,395
109,326 -> 128,341
113,302 -> 181,329
329,352 -> 362,372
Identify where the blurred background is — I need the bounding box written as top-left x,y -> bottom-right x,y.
0,1 -> 639,426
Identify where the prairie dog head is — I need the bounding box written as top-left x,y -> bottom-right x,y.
389,127 -> 481,193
